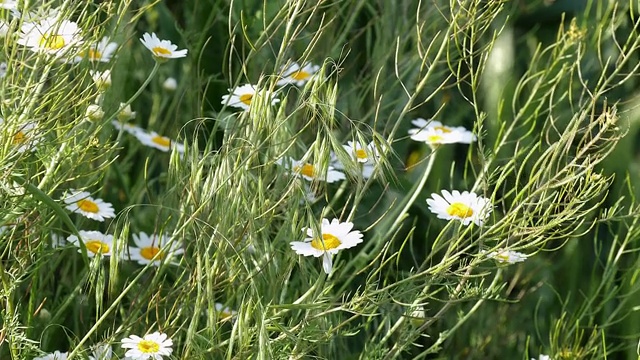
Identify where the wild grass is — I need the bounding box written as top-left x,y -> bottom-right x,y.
3,0 -> 640,359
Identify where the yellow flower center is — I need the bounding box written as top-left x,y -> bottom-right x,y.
88,49 -> 102,60
140,246 -> 162,260
310,233 -> 341,250
77,199 -> 99,213
152,46 -> 171,56
496,253 -> 509,262
355,149 -> 367,160
239,94 -> 253,105
291,70 -> 310,81
152,135 -> 171,148
86,240 -> 109,254
294,163 -> 316,178
219,310 -> 233,319
39,33 -> 66,50
434,126 -> 452,133
137,339 -> 160,353
13,131 -> 25,145
446,202 -> 474,218
427,135 -> 443,143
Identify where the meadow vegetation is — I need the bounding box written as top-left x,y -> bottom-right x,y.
3,0 -> 640,359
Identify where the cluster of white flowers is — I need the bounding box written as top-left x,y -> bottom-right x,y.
34,333 -> 174,360
221,61 -> 319,112
59,190 -> 182,265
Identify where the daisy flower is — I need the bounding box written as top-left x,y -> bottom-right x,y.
76,36 -> 117,62
333,140 -> 380,179
89,344 -> 112,360
290,218 -> 364,274
133,130 -> 185,153
62,190 -> 116,222
121,331 -> 173,360
276,62 -> 320,87
1,118 -> 41,153
484,249 -> 528,264
0,0 -> 18,10
111,120 -> 143,135
426,190 -> 491,226
127,231 -> 184,266
33,351 -> 68,360
16,18 -> 82,56
66,230 -> 115,257
140,32 -> 187,60
276,156 -> 345,183
221,84 -> 280,111
90,69 -> 111,91
408,118 -> 476,145
214,302 -> 238,322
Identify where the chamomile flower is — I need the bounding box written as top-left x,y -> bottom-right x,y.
290,218 -> 364,274
214,303 -> 238,322
133,130 -> 185,153
111,120 -> 143,135
62,190 -> 116,222
121,331 -> 173,360
426,190 -> 491,226
276,62 -> 320,86
90,69 -> 111,91
66,230 -> 115,257
89,344 -> 113,360
76,36 -> 117,62
140,32 -> 187,60
334,140 -> 380,179
484,249 -> 528,264
1,118 -> 41,153
276,156 -> 345,183
221,84 -> 280,111
16,18 -> 82,56
33,351 -> 68,360
408,118 -> 476,145
127,231 -> 184,266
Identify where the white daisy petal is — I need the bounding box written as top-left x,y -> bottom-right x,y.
276,62 -> 320,87
128,232 -> 183,266
427,190 -> 491,226
140,32 -> 187,60
66,230 -> 115,257
408,118 -> 476,146
62,190 -> 115,222
291,218 -> 364,274
16,18 -> 82,58
483,249 -> 528,264
276,156 -> 345,183
221,83 -> 280,111
121,331 -> 173,360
